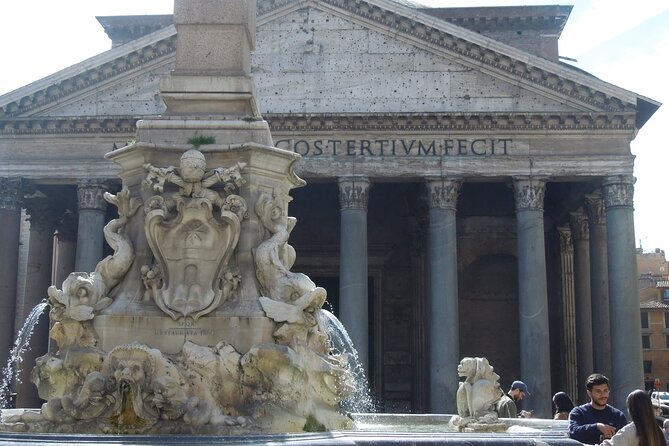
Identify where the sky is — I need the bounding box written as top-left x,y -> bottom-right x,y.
0,0 -> 667,254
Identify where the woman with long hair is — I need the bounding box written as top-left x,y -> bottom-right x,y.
599,389 -> 666,446
553,392 -> 574,420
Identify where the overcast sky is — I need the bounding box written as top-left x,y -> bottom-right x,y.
1,0 -> 667,255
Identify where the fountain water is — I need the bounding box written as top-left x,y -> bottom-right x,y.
0,301 -> 48,410
317,309 -> 377,413
0,0 -> 581,443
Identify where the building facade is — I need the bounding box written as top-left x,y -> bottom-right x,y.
0,1 -> 660,416
638,250 -> 669,391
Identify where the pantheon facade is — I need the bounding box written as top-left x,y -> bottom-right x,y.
0,1 -> 660,416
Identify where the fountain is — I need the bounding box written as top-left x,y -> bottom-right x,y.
0,0 -> 580,443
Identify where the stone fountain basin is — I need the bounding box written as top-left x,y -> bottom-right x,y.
0,411 -> 581,445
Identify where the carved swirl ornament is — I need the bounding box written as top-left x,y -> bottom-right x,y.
427,179 -> 461,210
602,176 -> 634,209
513,180 -> 545,211
338,178 -> 369,209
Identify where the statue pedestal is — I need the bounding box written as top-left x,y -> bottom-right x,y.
94,314 -> 274,354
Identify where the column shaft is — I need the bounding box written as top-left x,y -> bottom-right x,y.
585,192 -> 612,378
15,198 -> 57,408
603,176 -> 643,408
338,178 -> 370,373
557,226 -> 578,404
75,180 -> 108,272
426,178 -> 460,413
571,212 -> 593,403
513,178 -> 551,418
0,179 -> 23,399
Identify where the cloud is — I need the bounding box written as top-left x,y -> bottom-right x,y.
560,0 -> 669,58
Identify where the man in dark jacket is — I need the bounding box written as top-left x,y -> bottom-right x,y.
496,380 -> 532,418
568,374 -> 627,444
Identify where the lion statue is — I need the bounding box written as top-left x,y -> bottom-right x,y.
451,357 -> 504,428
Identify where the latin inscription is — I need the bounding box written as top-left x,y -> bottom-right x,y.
154,320 -> 213,337
275,138 -> 514,157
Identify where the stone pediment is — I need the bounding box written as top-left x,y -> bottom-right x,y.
0,0 -> 659,123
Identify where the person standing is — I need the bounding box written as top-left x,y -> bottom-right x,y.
598,389 -> 666,446
663,418 -> 669,443
568,373 -> 627,444
497,380 -> 532,418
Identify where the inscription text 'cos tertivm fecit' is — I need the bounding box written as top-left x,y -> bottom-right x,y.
274,138 -> 513,156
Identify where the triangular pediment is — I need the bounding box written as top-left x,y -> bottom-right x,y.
0,0 -> 658,123
253,5 -> 582,115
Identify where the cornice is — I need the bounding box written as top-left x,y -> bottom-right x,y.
0,33 -> 176,119
265,112 -> 636,132
426,6 -> 572,34
0,112 -> 636,135
0,117 -> 139,135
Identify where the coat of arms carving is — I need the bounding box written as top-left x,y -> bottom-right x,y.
143,149 -> 247,320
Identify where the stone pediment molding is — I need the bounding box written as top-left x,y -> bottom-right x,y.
0,0 -> 658,120
266,112 -> 637,132
0,111 -> 637,135
256,0 -> 649,114
0,27 -> 177,119
0,116 -> 139,134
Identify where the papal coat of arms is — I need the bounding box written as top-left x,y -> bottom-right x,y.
143,149 -> 247,320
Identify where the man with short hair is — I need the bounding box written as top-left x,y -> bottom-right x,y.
568,373 -> 627,444
496,380 -> 532,418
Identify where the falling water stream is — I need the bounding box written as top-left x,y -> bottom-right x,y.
0,301 -> 49,410
317,309 -> 377,413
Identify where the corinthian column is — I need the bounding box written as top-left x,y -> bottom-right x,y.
54,212 -> 78,287
557,226 -> 578,403
426,177 -> 461,413
15,196 -> 59,408
75,180 -> 108,272
584,192 -> 611,378
570,211 -> 593,402
0,178 -> 23,385
512,177 -> 551,418
338,177 -> 370,373
602,175 -> 642,407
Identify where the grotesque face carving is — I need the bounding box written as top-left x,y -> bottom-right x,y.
457,357 -> 477,381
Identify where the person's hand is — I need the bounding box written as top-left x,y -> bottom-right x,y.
597,423 -> 616,439
519,410 -> 533,418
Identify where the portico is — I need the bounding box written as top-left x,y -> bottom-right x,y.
0,1 -> 659,416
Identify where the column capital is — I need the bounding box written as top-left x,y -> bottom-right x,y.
569,211 -> 589,241
557,225 -> 574,254
602,175 -> 635,209
77,179 -> 109,211
425,177 -> 462,210
584,191 -> 606,225
512,177 -> 546,212
338,177 -> 370,210
0,178 -> 23,211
